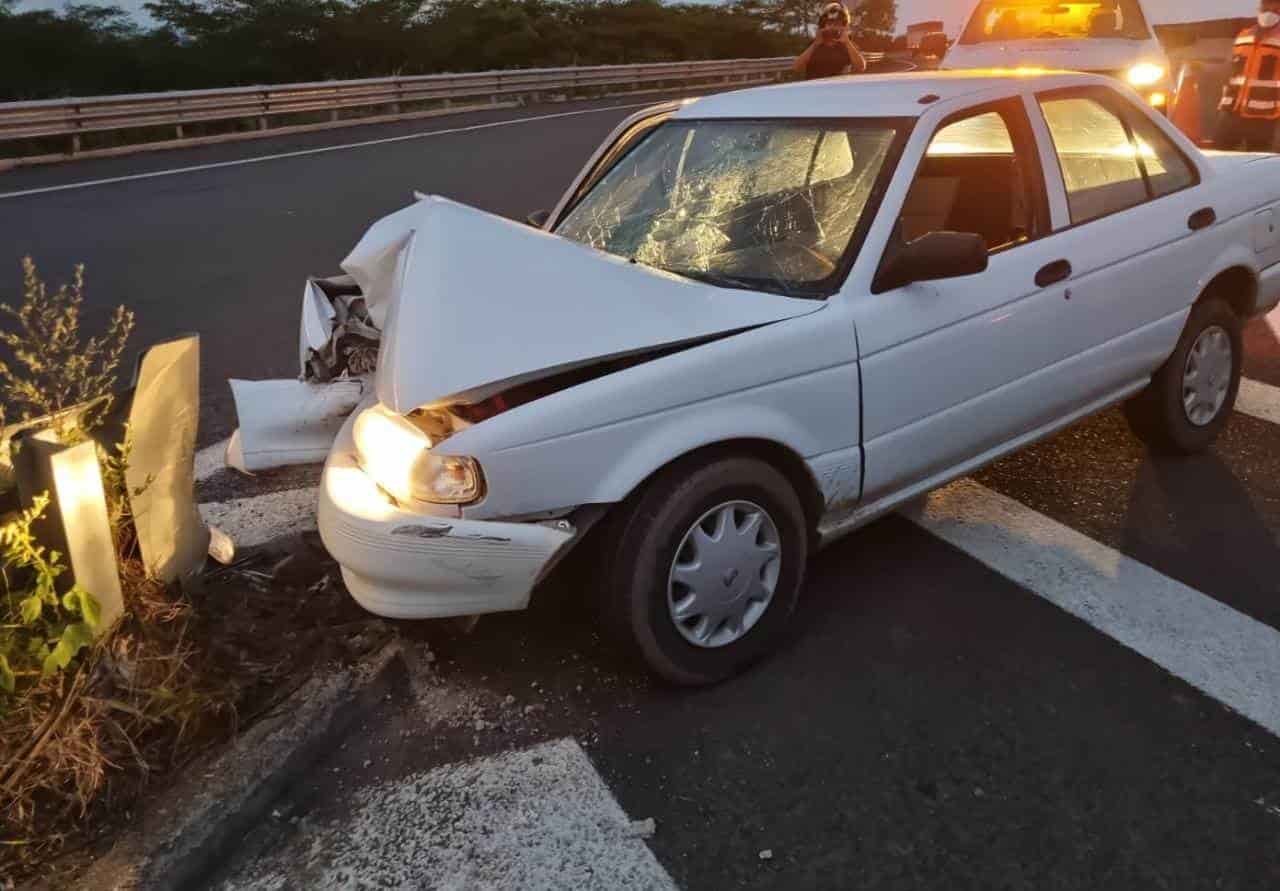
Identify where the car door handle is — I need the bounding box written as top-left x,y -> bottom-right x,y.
1035,259 -> 1072,288
1189,207 -> 1217,231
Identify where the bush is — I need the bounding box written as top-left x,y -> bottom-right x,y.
0,260 -> 227,876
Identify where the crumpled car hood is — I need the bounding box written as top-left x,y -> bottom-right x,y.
341,196 -> 823,413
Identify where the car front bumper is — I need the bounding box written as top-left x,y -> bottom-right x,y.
317,415 -> 576,619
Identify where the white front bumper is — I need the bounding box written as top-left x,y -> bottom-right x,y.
317,416 -> 575,619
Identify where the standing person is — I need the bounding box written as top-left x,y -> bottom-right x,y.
794,3 -> 867,81
1218,0 -> 1280,150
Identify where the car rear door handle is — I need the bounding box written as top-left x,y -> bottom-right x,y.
1189,207 -> 1217,231
1035,259 -> 1072,288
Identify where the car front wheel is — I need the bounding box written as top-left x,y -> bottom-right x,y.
603,455 -> 808,686
1124,296 -> 1242,454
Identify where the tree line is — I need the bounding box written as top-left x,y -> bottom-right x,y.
0,0 -> 896,102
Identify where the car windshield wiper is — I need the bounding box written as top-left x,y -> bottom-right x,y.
664,267 -> 796,297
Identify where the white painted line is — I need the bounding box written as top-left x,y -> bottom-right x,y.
218,738 -> 677,890
195,437 -> 228,483
198,486 -> 318,549
903,479 -> 1280,738
0,103 -> 658,201
1237,377 -> 1280,426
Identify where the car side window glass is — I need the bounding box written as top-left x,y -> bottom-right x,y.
1125,114 -> 1197,199
1039,96 -> 1148,224
897,109 -> 1035,253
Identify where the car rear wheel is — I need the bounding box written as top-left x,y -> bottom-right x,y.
1123,296 -> 1241,454
602,455 -> 808,686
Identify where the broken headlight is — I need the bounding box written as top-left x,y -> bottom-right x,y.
352,405 -> 483,505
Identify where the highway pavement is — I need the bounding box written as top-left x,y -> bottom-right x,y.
4,83 -> 1280,889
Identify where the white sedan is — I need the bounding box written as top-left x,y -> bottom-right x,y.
249,71 -> 1280,685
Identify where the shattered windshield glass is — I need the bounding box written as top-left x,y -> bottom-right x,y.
554,120 -> 898,296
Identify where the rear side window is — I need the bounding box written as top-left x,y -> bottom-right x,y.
1039,91 -> 1198,226
1040,96 -> 1147,224
1126,113 -> 1196,199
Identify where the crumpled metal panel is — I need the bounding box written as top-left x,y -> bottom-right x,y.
299,275 -> 380,382
226,378 -> 365,473
356,196 -> 819,414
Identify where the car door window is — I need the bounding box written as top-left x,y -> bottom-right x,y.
1039,95 -> 1149,224
1124,112 -> 1198,199
897,106 -> 1040,252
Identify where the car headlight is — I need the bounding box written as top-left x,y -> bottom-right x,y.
352,405 -> 483,505
1126,63 -> 1166,88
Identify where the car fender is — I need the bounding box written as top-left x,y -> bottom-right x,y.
441,308 -> 862,521
1198,238 -> 1265,314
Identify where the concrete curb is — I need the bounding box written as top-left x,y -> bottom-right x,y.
74,639 -> 405,891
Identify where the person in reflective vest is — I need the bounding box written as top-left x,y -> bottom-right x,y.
1218,0 -> 1280,150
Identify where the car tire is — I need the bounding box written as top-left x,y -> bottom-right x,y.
1123,296 -> 1242,454
602,455 -> 808,686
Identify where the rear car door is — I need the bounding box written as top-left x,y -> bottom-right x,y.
1027,85 -> 1220,392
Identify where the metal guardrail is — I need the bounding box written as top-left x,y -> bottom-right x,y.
0,54 -> 885,164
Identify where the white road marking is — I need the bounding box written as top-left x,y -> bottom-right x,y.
198,486 -> 318,549
195,437 -> 228,483
903,479 -> 1280,739
1237,377 -> 1280,426
217,738 -> 676,890
0,103 -> 659,201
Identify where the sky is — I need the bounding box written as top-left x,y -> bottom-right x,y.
13,0 -> 1266,33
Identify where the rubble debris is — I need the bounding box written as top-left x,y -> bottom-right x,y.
208,525 -> 236,565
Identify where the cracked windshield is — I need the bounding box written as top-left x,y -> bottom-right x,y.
555,120 -> 898,295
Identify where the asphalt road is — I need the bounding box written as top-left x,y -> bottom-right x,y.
4,80 -> 1280,889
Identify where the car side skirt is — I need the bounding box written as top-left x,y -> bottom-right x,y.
816,377 -> 1149,549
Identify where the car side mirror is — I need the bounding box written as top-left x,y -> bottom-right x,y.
527,209 -> 551,228
873,231 -> 988,293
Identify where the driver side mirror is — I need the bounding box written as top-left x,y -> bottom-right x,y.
527,209 -> 551,228
873,230 -> 988,293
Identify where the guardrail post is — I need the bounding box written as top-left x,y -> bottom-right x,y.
69,103 -> 82,155
390,81 -> 402,115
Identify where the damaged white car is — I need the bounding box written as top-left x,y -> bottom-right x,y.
235,71 -> 1280,684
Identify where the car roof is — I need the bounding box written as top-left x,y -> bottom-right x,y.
674,70 -> 1115,120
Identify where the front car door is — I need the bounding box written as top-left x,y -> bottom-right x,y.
850,94 -> 1119,507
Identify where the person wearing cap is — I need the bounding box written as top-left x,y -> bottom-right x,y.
794,3 -> 867,80
1217,0 -> 1280,150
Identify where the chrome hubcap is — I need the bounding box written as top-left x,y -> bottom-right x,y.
1183,325 -> 1233,427
667,500 -> 781,649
